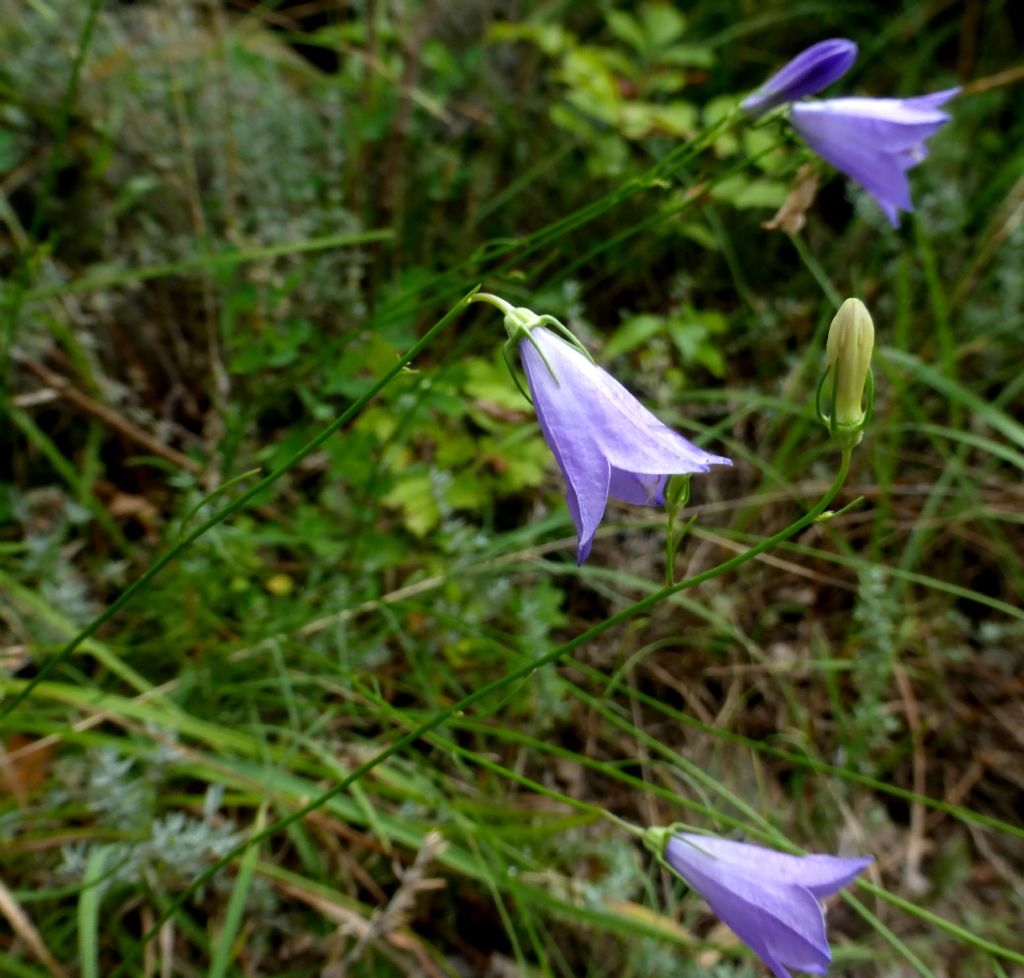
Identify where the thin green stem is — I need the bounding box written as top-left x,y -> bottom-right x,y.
369,690 -> 645,837
469,292 -> 516,317
378,109 -> 746,329
843,892 -> 937,978
0,288 -> 479,720
117,445 -> 854,973
855,880 -> 1024,966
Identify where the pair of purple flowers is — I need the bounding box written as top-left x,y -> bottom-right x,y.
503,40 -> 958,566
742,38 -> 960,226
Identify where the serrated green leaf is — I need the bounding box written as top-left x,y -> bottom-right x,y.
463,356 -> 524,411
493,435 -> 550,492
383,473 -> 439,536
445,475 -> 488,510
487,21 -> 569,56
711,175 -> 788,209
646,102 -> 698,137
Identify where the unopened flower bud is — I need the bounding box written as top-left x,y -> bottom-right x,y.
820,298 -> 874,446
741,38 -> 858,118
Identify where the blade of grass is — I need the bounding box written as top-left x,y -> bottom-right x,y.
208,803 -> 268,978
77,847 -> 109,978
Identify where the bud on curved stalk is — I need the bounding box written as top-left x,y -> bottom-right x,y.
818,298 -> 874,449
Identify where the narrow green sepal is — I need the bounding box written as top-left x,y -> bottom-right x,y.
817,361 -> 874,448
502,337 -> 533,405
470,292 -> 598,401
814,366 -> 833,428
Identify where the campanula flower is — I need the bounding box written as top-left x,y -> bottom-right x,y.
790,89 -> 960,226
741,38 -> 858,118
463,303 -> 725,565
655,831 -> 871,978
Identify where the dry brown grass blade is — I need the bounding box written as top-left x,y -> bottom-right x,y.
0,879 -> 71,978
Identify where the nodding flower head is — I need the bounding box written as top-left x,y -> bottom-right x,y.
489,301 -> 731,564
648,828 -> 872,978
790,88 -> 960,226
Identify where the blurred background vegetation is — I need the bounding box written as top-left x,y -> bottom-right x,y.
1,0 -> 1022,975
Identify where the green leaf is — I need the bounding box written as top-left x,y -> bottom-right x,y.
645,102 -> 699,138
78,847 -> 110,978
490,435 -> 550,492
445,475 -> 489,510
604,314 -> 665,359
463,355 -> 525,411
712,176 -> 789,209
383,473 -> 440,536
487,20 -> 569,56
605,11 -> 646,54
209,805 -> 267,978
660,43 -> 713,68
640,2 -> 687,48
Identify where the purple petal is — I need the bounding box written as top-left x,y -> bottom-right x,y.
518,327 -> 730,563
667,842 -> 829,977
520,338 -> 612,563
898,87 -> 961,112
792,96 -> 954,149
741,39 -> 857,118
791,89 -> 959,226
672,834 -> 873,897
608,469 -> 668,506
699,877 -> 831,978
665,834 -> 871,978
529,329 -> 731,477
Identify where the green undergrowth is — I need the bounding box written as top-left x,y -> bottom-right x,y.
1,1 -> 1022,976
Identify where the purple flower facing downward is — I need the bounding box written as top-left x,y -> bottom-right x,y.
791,89 -> 960,226
664,833 -> 872,978
741,39 -> 858,118
518,324 -> 731,564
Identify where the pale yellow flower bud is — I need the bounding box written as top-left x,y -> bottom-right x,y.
824,298 -> 874,444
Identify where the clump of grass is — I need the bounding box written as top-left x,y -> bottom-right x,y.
2,2 -> 1024,977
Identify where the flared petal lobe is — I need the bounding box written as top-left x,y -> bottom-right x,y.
519,328 -> 731,564
741,39 -> 858,118
665,834 -> 871,978
791,88 -> 959,226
